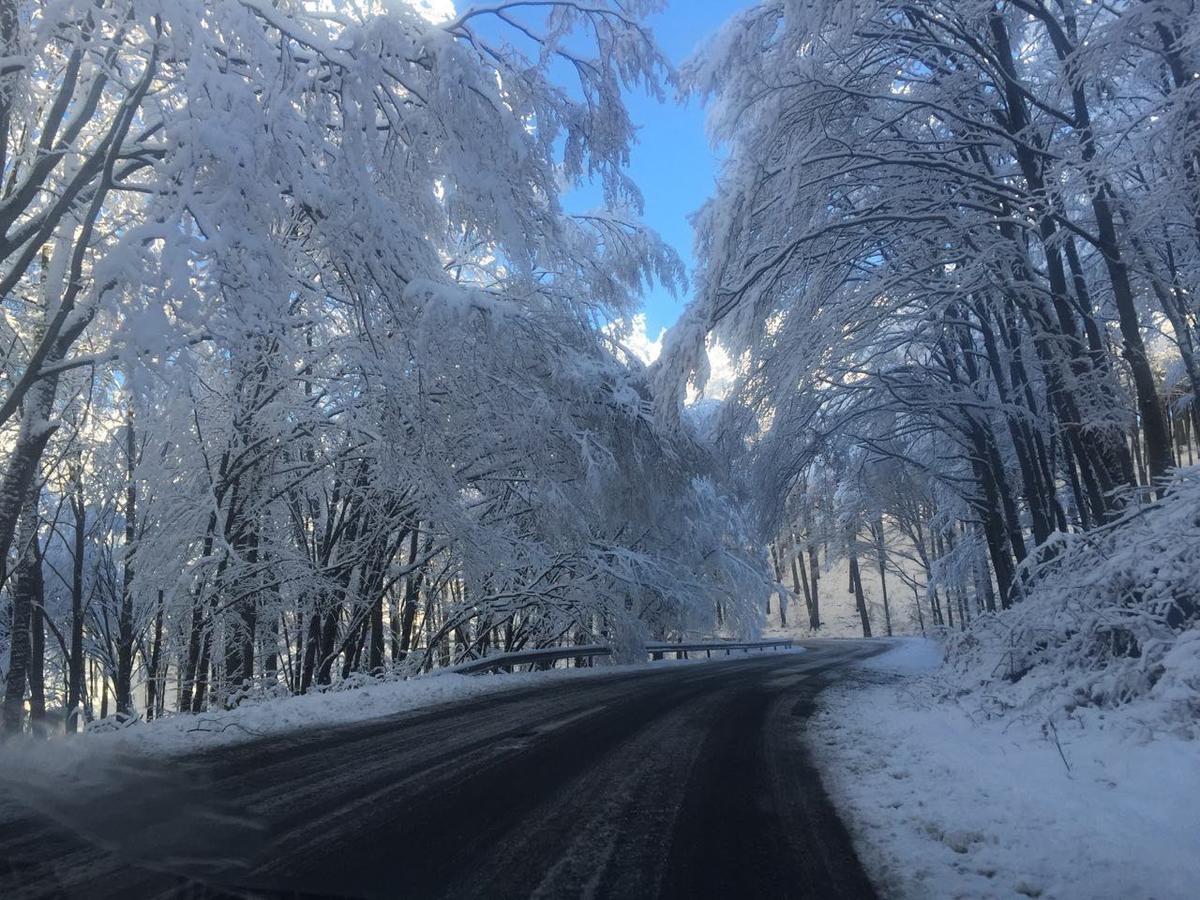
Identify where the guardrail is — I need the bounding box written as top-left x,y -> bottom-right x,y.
647,638 -> 794,660
448,644 -> 609,675
446,638 -> 794,676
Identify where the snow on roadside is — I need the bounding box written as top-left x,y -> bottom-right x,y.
2,649 -> 805,762
808,639 -> 1200,900
0,667 -> 601,820
0,650 -> 807,832
858,637 -> 942,673
90,669 -> 582,755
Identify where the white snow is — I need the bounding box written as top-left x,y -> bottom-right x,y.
807,644 -> 1200,900
82,669 -> 601,757
98,671 -> 564,755
0,650 -> 803,762
859,637 -> 942,673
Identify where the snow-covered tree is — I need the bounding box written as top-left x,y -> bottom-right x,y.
663,0 -> 1200,632
1,1 -> 767,731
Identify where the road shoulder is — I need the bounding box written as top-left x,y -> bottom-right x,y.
805,639 -> 1200,900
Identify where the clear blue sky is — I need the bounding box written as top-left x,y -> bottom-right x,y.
565,1 -> 749,335
469,1 -> 750,334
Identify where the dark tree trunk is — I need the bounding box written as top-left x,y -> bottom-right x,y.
936,533 -> 954,630
180,592 -> 205,713
389,589 -> 402,664
2,489 -> 40,735
221,502 -> 258,707
180,516 -> 217,713
316,606 -> 340,686
807,543 -> 821,629
872,517 -> 893,637
768,541 -> 783,616
976,543 -> 998,616
788,537 -> 813,630
264,612 -> 280,688
300,608 -> 322,694
976,301 -> 1055,546
950,313 -> 1027,565
145,590 -> 164,721
67,472 -> 86,732
29,556 -> 46,730
341,613 -> 369,679
369,591 -> 385,674
115,411 -> 136,717
848,545 -> 871,638
399,528 -> 425,655
0,377 -> 58,592
192,628 -> 213,713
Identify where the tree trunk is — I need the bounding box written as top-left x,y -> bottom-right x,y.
145,590 -> 164,721
299,608 -> 321,694
28,556 -> 46,731
192,628 -> 213,713
0,369 -> 58,591
768,541 -> 784,616
114,410 -> 136,717
368,591 -> 385,674
789,537 -> 813,630
807,543 -> 821,629
399,528 -> 424,655
872,517 -> 893,637
67,471 -> 86,733
180,516 -> 217,713
264,612 -> 280,689
2,487 -> 40,735
848,538 -> 872,638
316,606 -> 340,686
389,589 -> 402,664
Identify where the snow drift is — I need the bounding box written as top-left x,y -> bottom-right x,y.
943,466 -> 1200,737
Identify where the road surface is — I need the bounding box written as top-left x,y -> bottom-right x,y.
0,641 -> 884,899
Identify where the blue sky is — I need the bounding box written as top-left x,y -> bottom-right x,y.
460,0 -> 751,336
565,1 -> 750,335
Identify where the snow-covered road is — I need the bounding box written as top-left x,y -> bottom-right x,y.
0,642 -> 883,900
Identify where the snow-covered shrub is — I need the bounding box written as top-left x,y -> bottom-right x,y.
943,467 -> 1200,737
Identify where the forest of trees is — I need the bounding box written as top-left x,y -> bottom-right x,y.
3,0 -> 1198,738
0,0 -> 768,735
667,0 -> 1200,642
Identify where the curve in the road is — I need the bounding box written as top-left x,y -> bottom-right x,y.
0,641 -> 884,900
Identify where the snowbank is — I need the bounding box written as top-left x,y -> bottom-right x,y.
0,668 -> 605,819
2,650 -> 800,761
86,670 -> 569,756
77,667 -> 614,758
943,466 -> 1200,740
808,653 -> 1200,900
805,468 -> 1200,898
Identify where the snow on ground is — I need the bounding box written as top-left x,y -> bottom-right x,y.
1,649 -> 802,762
0,649 -> 806,833
859,637 -> 943,673
808,639 -> 1200,900
91,669 -> 584,755
763,549 -> 927,642
0,667 -> 600,821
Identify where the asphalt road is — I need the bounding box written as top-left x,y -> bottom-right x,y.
0,641 -> 884,900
